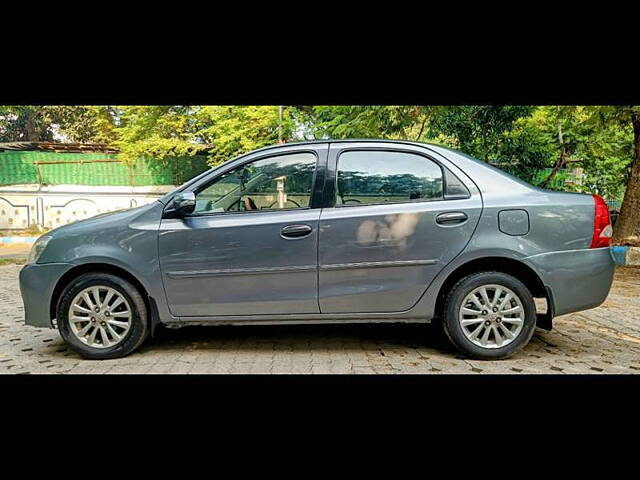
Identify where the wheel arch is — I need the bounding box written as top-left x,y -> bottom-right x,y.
433,256 -> 551,328
50,262 -> 153,327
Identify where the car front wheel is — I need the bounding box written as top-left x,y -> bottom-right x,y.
57,272 -> 149,360
442,271 -> 537,360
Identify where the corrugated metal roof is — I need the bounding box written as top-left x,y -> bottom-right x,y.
0,141 -> 218,155
0,142 -> 118,154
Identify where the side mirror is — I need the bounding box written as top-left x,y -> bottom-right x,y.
171,192 -> 196,217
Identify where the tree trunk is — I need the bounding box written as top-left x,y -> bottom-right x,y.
25,110 -> 39,141
414,114 -> 427,141
540,147 -> 568,189
612,108 -> 640,245
540,118 -> 568,189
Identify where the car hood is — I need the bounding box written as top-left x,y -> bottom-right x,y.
45,201 -> 161,239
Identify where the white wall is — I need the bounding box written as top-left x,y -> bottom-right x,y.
0,184 -> 175,230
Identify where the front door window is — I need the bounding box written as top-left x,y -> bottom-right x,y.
194,152 -> 317,214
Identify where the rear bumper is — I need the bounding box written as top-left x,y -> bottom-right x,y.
19,262 -> 74,328
524,247 -> 615,317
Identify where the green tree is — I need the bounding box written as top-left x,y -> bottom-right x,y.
424,106 -> 554,182
523,106 -> 632,196
291,105 -> 556,183
571,107 -> 633,199
111,106 -> 202,164
609,106 -> 640,245
0,106 -> 56,141
105,105 -> 293,167
47,106 -> 117,143
1,104 -> 636,215
0,106 -> 117,144
291,105 -> 433,141
426,106 -> 536,157
195,106 -> 294,166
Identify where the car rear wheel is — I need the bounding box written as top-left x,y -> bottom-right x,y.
442,271 -> 537,360
57,273 -> 149,359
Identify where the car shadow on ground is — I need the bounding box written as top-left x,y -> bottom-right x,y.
136,322 -> 459,355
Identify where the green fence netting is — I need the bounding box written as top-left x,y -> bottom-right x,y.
0,151 -> 210,187
0,151 -> 612,199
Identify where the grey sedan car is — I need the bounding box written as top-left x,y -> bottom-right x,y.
19,140 -> 615,360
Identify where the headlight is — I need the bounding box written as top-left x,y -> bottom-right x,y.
27,235 -> 52,264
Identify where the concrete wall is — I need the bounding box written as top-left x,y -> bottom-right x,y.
0,184 -> 174,230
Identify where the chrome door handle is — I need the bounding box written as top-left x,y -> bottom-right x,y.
436,212 -> 468,225
280,224 -> 313,239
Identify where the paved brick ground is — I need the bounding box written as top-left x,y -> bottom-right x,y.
1,263 -> 639,374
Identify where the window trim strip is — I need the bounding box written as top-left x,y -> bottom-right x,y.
324,145 -> 451,209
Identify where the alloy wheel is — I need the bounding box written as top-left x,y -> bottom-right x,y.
458,284 -> 525,349
67,286 -> 132,349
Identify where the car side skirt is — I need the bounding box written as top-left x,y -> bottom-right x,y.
164,315 -> 432,328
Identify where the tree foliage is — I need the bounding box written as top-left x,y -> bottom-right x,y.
609,106 -> 640,245
292,105 -> 432,140
109,106 -> 201,164
0,106 -> 117,143
1,103 -> 637,203
4,103 -> 640,243
195,106 -> 293,166
89,106 -> 294,166
0,106 -> 57,142
426,106 -> 551,182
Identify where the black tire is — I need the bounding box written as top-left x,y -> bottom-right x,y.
442,271 -> 537,360
57,272 -> 149,360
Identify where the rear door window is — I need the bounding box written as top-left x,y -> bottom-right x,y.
336,150 -> 443,206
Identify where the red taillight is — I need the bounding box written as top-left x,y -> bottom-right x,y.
591,194 -> 612,248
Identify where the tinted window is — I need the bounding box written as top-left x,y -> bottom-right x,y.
194,152 -> 316,214
336,151 -> 443,206
443,168 -> 471,199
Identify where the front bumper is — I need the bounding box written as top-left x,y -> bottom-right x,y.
19,262 -> 74,328
524,247 -> 615,317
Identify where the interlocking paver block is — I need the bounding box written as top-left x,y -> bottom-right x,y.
1,263 -> 640,374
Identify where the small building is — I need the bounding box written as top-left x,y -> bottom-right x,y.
0,142 -> 210,231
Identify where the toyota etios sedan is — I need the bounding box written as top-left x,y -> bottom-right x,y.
19,140 -> 615,360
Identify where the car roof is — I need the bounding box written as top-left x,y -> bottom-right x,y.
250,138 -> 440,152
248,139 -> 479,166
271,139 -> 537,189
160,138 -> 537,204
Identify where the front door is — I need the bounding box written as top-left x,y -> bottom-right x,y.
159,147 -> 326,317
318,143 -> 482,314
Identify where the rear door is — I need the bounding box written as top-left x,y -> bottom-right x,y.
318,142 -> 482,314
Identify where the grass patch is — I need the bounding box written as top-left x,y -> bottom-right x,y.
0,258 -> 26,266
0,226 -> 50,237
